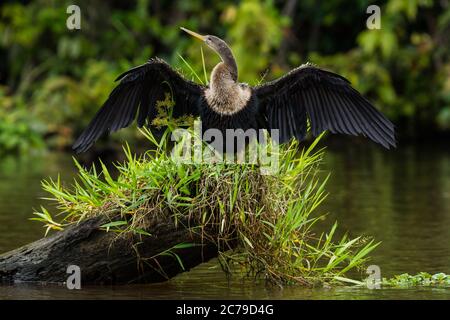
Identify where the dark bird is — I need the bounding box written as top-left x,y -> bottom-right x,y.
73,27 -> 396,153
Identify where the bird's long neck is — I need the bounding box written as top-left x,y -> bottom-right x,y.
213,43 -> 238,84
206,57 -> 251,116
210,63 -> 236,93
209,47 -> 238,95
205,41 -> 252,115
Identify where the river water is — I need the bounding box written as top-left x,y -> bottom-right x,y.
0,140 -> 449,299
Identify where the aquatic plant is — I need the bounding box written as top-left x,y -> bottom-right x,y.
382,272 -> 450,287
32,120 -> 378,286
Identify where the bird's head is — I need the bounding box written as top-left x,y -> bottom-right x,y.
181,27 -> 238,81
180,27 -> 230,59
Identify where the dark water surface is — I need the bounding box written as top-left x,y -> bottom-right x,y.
0,141 -> 449,299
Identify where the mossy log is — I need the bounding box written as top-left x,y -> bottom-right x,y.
0,215 -> 219,284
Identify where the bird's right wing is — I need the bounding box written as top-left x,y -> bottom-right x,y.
73,58 -> 205,153
254,64 -> 396,149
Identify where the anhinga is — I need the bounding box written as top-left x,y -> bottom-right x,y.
73,27 -> 396,153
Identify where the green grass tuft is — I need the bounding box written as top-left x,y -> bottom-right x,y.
32,122 -> 378,286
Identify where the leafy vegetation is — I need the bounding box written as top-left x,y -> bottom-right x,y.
32,121 -> 378,285
0,0 -> 449,154
382,272 -> 450,287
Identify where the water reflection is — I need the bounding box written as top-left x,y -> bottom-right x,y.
0,141 -> 449,299
1,261 -> 449,300
0,153 -> 77,253
321,142 -> 450,278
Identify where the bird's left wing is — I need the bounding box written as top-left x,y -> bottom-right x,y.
254,64 -> 396,148
73,58 -> 205,153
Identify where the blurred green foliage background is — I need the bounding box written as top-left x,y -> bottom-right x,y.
0,0 -> 449,154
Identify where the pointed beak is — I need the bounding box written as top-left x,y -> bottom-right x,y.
180,27 -> 206,41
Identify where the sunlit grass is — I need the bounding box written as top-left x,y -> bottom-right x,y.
32,122 -> 378,286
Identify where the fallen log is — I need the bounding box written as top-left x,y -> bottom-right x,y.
0,215 -> 219,284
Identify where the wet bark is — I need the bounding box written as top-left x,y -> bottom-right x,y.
0,215 -> 218,284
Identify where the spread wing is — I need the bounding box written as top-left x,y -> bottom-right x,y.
73,58 -> 204,153
254,64 -> 396,148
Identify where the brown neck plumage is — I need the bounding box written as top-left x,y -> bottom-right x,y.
207,61 -> 251,116
206,38 -> 252,115
215,42 -> 238,82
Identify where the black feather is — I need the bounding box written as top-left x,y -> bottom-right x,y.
73,59 -> 204,153
255,64 -> 396,149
